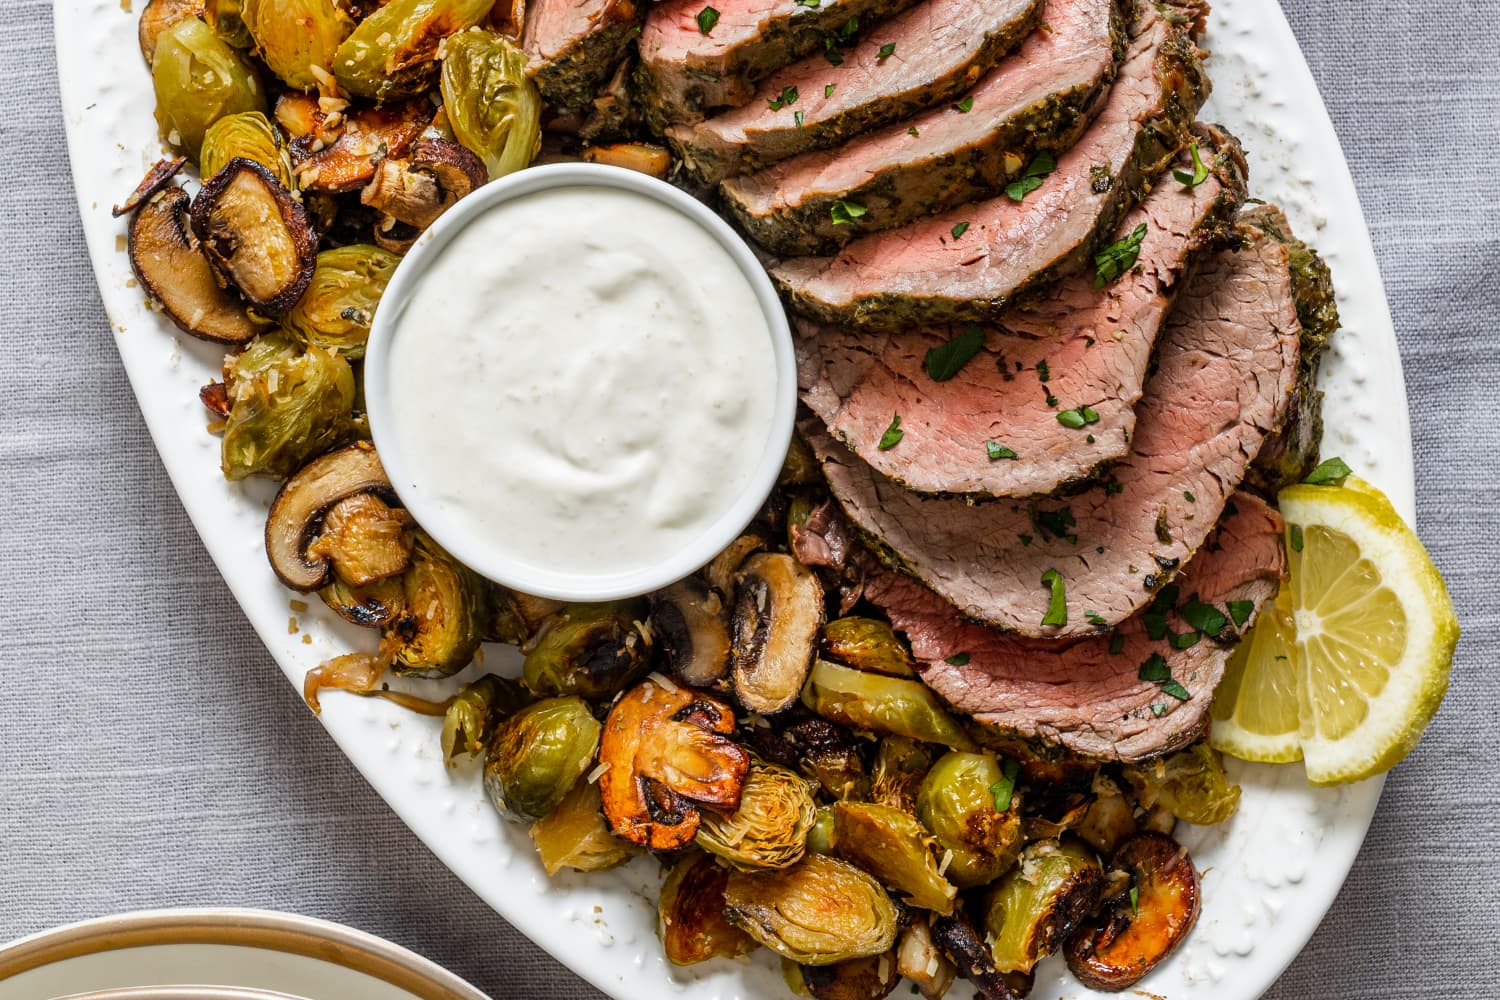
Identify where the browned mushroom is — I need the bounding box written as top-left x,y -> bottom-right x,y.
137,0 -> 203,65
650,578 -> 732,687
1064,832 -> 1200,991
597,677 -> 750,850
580,143 -> 672,179
282,96 -> 431,194
730,553 -> 825,714
190,158 -> 318,313
264,441 -> 396,592
128,187 -> 264,346
360,137 -> 487,231
787,952 -> 901,1000
895,919 -> 957,1000
113,156 -> 187,217
929,912 -> 1020,1000
305,492 -> 415,587
658,852 -> 755,966
705,533 -> 766,596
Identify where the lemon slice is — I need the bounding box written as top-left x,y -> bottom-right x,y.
1211,477 -> 1458,785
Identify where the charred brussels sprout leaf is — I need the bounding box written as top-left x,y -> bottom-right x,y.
333,0 -> 495,101
204,0 -> 253,48
983,838 -> 1103,974
820,618 -> 917,678
319,575 -> 404,627
242,0 -> 353,90
220,333 -> 355,481
723,853 -> 899,966
916,751 -> 1025,889
750,716 -> 867,801
387,533 -> 484,676
659,852 -> 757,965
282,245 -> 400,358
530,778 -> 641,877
1122,744 -> 1241,826
803,659 -> 977,751
151,17 -> 265,161
441,674 -> 528,765
523,602 -> 653,699
439,28 -> 541,180
201,111 -> 294,190
483,696 -> 601,823
832,801 -> 956,914
697,762 -> 817,871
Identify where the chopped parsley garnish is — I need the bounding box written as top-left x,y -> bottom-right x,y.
951,221 -> 970,239
877,413 -> 904,450
908,125 -> 920,137
1140,653 -> 1191,701
1056,406 -> 1100,429
1040,568 -> 1068,627
1173,141 -> 1210,188
1228,600 -> 1255,627
988,758 -> 1020,811
1162,680 -> 1191,701
1035,359 -> 1050,382
695,5 -> 720,33
953,96 -> 974,113
1085,610 -> 1107,626
1005,151 -> 1057,202
924,323 -> 984,381
830,198 -> 867,225
1142,611 -> 1170,641
823,40 -> 844,65
1109,634 -> 1126,655
794,110 -> 805,128
1034,506 -> 1076,543
1150,703 -> 1170,717
987,440 -> 1018,461
1094,223 -> 1148,288
1304,456 -> 1353,486
767,85 -> 799,110
1181,598 -> 1227,636
1129,886 -> 1140,912
794,0 -> 821,6
1170,631 -> 1201,649
1289,523 -> 1305,552
1184,490 -> 1196,502
945,652 -> 971,666
824,83 -> 837,98
877,42 -> 896,59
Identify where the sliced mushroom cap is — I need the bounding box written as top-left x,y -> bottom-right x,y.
598,677 -> 750,850
1064,832 -> 1200,991
705,533 -> 767,597
264,441 -> 395,591
929,912 -> 1020,1000
114,156 -> 187,217
128,187 -> 264,345
284,96 -> 431,194
785,952 -> 900,1000
650,578 -> 732,687
190,157 -> 318,313
138,0 -> 203,65
305,492 -> 414,587
360,137 -> 487,230
731,553 -> 825,714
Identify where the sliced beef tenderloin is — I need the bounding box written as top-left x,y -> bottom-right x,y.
772,0 -> 1210,330
523,0 -> 645,115
666,0 -> 1044,184
723,0 -> 1127,257
808,212 -> 1304,637
864,492 -> 1285,762
797,126 -> 1247,499
638,0 -> 923,128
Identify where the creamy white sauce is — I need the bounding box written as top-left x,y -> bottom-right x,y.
386,184 -> 778,579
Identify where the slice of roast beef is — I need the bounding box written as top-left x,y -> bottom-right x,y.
796,126 -> 1246,499
808,210 -> 1304,637
864,492 -> 1285,761
638,0 -> 923,128
771,0 -> 1209,330
723,0 -> 1127,257
523,0 -> 645,115
666,0 -> 1044,183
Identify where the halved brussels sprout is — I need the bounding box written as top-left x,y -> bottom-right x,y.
140,0 -> 205,65
440,28 -> 541,180
522,602 -> 652,699
204,0 -> 253,48
806,805 -> 835,855
319,575 -> 404,627
781,437 -> 820,486
191,159 -> 317,313
1122,745 -> 1241,827
983,839 -> 1103,974
220,333 -> 355,481
832,801 -> 956,914
783,953 -> 899,1000
804,660 -> 977,752
486,587 -> 564,645
659,852 -> 756,965
868,736 -> 932,814
280,245 -> 399,358
387,533 -> 484,676
201,111 -> 294,189
242,0 -> 353,90
731,553 -> 825,714
598,678 -> 750,850
649,578 -> 731,688
264,441 -> 391,591
895,919 -> 957,1000
305,493 -> 413,587
333,0 -> 494,101
483,696 -> 601,823
697,762 -> 817,871
441,674 -> 528,764
820,618 -> 917,679
723,854 -> 898,966
530,778 -> 641,877
916,751 -> 1024,889
151,17 -> 265,161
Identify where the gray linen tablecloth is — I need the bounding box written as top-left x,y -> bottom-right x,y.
2,2 -> 1496,996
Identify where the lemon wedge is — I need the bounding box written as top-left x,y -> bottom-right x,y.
1211,476 -> 1458,785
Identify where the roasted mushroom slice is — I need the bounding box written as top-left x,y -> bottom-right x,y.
804,660 -> 977,752
264,441 -> 393,592
486,587 -> 564,645
831,801 -> 956,915
916,751 -> 1025,889
284,97 -> 431,194
483,696 -> 601,823
598,677 -> 750,850
530,779 -> 640,877
895,919 -> 958,1000
305,493 -> 414,587
522,602 -> 653,699
983,839 -> 1104,975
138,0 -> 204,65
723,854 -> 899,966
930,912 -> 1020,1000
580,143 -> 672,179
820,617 -> 917,679
360,138 -> 487,231
783,953 -> 900,1000
190,158 -> 317,313
113,156 -> 187,217
650,578 -> 732,687
705,533 -> 766,597
730,553 -> 825,714
659,852 -> 756,966
696,762 -> 817,871
1065,832 -> 1201,991
127,187 -> 263,345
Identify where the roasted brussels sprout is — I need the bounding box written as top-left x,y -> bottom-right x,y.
530,778 -> 640,876
723,854 -> 899,966
649,578 -> 731,687
731,553 -> 825,714
151,17 -> 266,161
598,678 -> 750,850
486,587 -> 564,645
1122,745 -> 1242,827
387,533 -> 484,676
522,602 -> 651,699
659,852 -> 756,965
264,441 -> 391,591
806,805 -> 835,855
750,716 -> 866,800
697,762 -> 817,871
983,839 -> 1103,974
204,0 -> 253,48
1065,832 -> 1201,991
483,696 -> 601,823
1072,773 -> 1139,856
804,660 -> 977,752
832,801 -> 956,914
868,736 -> 933,813
916,751 -> 1025,889
280,245 -> 398,358
333,0 -> 494,101
783,953 -> 900,1000
306,493 -> 413,587
441,675 -> 528,764
820,618 -> 917,679
220,333 -> 354,481
895,919 -> 957,1000
361,138 -> 488,234
439,28 -> 541,180
192,159 -> 317,313
200,111 -> 294,189
319,575 -> 404,627
242,0 -> 353,90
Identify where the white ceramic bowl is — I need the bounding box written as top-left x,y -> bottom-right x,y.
363,162 -> 796,602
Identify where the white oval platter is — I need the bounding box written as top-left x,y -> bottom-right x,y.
55,2 -> 1411,997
